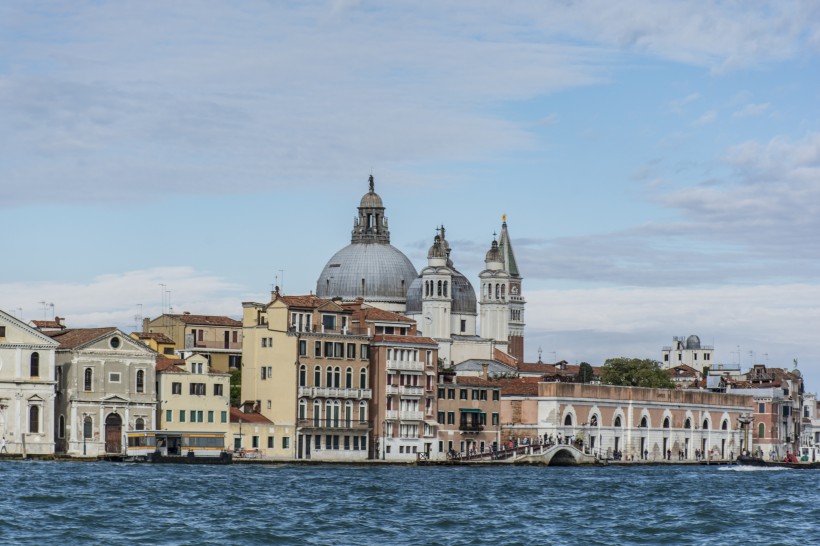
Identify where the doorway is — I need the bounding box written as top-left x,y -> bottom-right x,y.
105,413 -> 123,453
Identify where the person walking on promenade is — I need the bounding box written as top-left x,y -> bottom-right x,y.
1,436 -> 7,453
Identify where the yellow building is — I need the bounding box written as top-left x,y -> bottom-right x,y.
156,354 -> 232,441
130,331 -> 176,357
143,313 -> 242,373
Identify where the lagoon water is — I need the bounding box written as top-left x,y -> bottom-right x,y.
0,461 -> 816,545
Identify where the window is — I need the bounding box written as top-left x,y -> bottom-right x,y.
135,418 -> 145,430
492,413 -> 499,426
29,405 -> 40,433
298,400 -> 306,420
322,315 -> 336,331
282,437 -> 290,449
252,436 -> 259,449
347,343 -> 356,359
83,416 -> 93,439
438,388 -> 445,399
261,367 -> 267,380
268,436 -> 274,449
438,411 -> 445,424
758,423 -> 765,439
492,390 -> 499,401
190,383 -> 206,396
345,367 -> 353,389
460,389 -> 468,400
229,355 -> 241,368
0,326 -> 5,336
30,352 -> 40,377
166,409 -> 172,422
664,354 -> 669,361
314,366 -> 322,387
460,319 -> 466,333
179,410 -> 186,423
448,389 -> 455,400
472,389 -> 479,400
326,367 -> 333,388
359,368 -> 367,389
758,403 -> 765,413
360,345 -> 369,360
214,384 -> 224,396
334,367 -> 341,388
299,340 -> 307,356
136,370 -> 145,393
221,411 -> 227,423
84,368 -> 93,391
324,342 -> 333,358
208,411 -> 214,423
447,412 -> 455,425
299,365 -> 307,387
314,341 -> 322,358
172,382 -> 182,395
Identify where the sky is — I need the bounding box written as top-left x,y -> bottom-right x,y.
1,1 -> 819,386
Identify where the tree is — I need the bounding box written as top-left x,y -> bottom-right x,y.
578,362 -> 594,384
600,357 -> 675,389
230,369 -> 242,407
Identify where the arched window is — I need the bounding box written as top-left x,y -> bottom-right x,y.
299,365 -> 306,387
83,416 -> 93,439
135,418 -> 145,431
359,368 -> 367,389
30,352 -> 40,377
640,416 -> 648,428
757,423 -> 765,439
564,414 -> 573,426
437,280 -> 442,296
314,366 -> 321,387
326,366 -> 333,388
84,368 -> 93,391
590,415 -> 598,427
495,284 -> 500,299
663,417 -> 670,429
721,419 -> 729,430
136,370 -> 145,393
345,367 -> 353,389
359,401 -> 367,422
29,405 -> 40,433
326,401 -> 334,427
345,401 -> 353,426
443,281 -> 448,298
684,418 -> 692,429
298,399 -> 307,420
313,401 -> 321,427
614,415 -> 622,427
702,419 -> 710,430
501,285 -> 505,300
334,367 -> 341,388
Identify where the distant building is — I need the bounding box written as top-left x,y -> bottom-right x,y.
661,335 -> 714,370
49,327 -> 157,457
130,331 -> 177,357
0,309 -> 60,456
436,372 -> 501,458
143,313 -> 242,372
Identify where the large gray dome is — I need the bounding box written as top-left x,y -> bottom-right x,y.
316,243 -> 417,303
406,268 -> 477,315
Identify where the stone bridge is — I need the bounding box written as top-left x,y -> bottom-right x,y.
514,444 -> 598,466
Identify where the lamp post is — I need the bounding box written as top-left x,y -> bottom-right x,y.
239,418 -> 243,452
382,420 -> 386,460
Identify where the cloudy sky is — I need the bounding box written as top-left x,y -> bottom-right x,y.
2,1 -> 819,385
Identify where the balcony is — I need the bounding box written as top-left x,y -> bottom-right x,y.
400,411 -> 424,421
459,423 -> 484,432
386,385 -> 399,395
385,410 -> 398,420
399,386 -> 424,397
297,387 -> 373,400
386,360 -> 424,372
297,419 -> 372,431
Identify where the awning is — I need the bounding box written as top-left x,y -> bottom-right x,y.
424,420 -> 439,426
460,408 -> 482,413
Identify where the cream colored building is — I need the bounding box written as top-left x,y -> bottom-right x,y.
0,309 -> 60,456
49,327 -> 157,457
156,354 -> 231,438
500,382 -> 754,461
143,313 -> 242,373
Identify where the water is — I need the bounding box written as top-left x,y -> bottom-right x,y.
0,461 -> 816,545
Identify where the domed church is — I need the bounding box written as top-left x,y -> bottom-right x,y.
315,175 -> 418,312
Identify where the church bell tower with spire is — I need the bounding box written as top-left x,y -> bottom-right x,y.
497,215 -> 525,361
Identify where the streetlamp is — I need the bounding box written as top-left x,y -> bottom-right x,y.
382,420 -> 386,460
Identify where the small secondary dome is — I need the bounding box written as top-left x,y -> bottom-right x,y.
685,335 -> 701,350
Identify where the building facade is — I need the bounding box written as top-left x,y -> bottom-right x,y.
436,373 -> 501,459
143,313 -> 242,372
49,328 -> 157,457
0,309 -> 60,455
662,335 -> 714,370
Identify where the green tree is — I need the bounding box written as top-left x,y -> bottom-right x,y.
230,369 -> 242,407
600,357 -> 675,389
578,362 -> 594,383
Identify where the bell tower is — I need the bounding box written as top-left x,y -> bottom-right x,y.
498,215 -> 525,362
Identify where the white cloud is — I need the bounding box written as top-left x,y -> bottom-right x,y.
692,110 -> 717,126
733,102 -> 770,118
0,267 -> 249,331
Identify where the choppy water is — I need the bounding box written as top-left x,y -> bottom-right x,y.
0,461 -> 816,545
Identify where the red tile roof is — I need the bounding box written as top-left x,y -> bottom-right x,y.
230,407 -> 273,424
165,314 -> 241,327
493,348 -> 518,367
275,294 -> 334,309
495,377 -> 542,396
343,303 -> 414,323
47,328 -> 117,349
156,355 -> 186,373
455,376 -> 501,388
31,319 -> 65,330
132,331 -> 176,344
371,334 -> 437,346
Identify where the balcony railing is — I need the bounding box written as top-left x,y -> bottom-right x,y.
297,419 -> 372,430
386,360 -> 424,372
385,410 -> 398,420
297,387 -> 372,400
400,411 -> 424,421
386,385 -> 399,395
399,386 -> 424,396
459,423 -> 484,432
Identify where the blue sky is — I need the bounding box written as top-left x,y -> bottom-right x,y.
1,1 -> 819,385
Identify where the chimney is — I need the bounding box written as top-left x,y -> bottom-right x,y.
482,362 -> 489,380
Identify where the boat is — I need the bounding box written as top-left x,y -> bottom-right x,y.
736,453 -> 820,470
125,431 -> 232,464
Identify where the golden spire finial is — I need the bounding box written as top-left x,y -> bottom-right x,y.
502,213 -> 507,223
